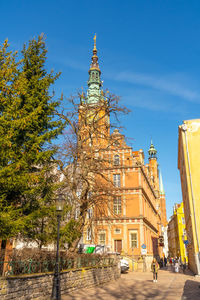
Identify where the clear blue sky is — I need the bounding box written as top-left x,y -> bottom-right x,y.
1,0 -> 200,219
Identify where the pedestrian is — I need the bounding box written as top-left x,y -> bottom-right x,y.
182,258 -> 186,273
175,260 -> 179,273
164,256 -> 167,267
151,258 -> 159,282
160,257 -> 163,268
169,257 -> 173,270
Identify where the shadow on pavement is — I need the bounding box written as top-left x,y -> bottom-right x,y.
181,280 -> 200,300
62,270 -> 200,300
63,280 -> 160,300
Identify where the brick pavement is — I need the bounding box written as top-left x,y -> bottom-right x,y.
62,267 -> 200,300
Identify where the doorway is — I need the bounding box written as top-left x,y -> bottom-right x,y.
114,240 -> 122,253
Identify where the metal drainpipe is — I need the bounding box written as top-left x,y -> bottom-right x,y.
182,124 -> 200,274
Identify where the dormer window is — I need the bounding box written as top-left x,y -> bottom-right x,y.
114,155 -> 120,166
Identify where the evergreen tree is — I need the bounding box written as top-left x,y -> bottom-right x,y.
0,35 -> 63,240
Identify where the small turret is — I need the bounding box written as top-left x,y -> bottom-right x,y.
148,140 -> 157,159
148,140 -> 159,192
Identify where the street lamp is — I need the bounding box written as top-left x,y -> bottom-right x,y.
51,193 -> 65,300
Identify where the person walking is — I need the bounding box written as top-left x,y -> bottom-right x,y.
164,256 -> 167,267
182,258 -> 187,273
175,260 -> 179,273
151,258 -> 159,282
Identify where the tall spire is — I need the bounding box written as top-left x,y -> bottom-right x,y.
159,170 -> 165,195
148,140 -> 157,159
89,33 -> 100,72
86,34 -> 103,104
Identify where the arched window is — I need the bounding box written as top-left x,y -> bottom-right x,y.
114,155 -> 120,166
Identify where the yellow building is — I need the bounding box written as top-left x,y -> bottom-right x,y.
168,203 -> 188,263
178,119 -> 200,275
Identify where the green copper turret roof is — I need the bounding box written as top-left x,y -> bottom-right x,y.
86,34 -> 103,105
159,170 -> 165,195
148,139 -> 157,159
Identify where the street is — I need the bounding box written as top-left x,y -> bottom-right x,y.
63,267 -> 200,300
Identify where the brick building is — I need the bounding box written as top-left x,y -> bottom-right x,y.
82,37 -> 167,261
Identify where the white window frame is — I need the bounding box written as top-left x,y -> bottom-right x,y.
113,196 -> 122,214
87,208 -> 93,219
129,230 -> 138,248
98,232 -> 106,245
113,174 -> 121,187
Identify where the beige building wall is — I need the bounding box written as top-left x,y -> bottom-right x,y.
178,119 -> 200,274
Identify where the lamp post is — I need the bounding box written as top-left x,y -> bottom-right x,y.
51,193 -> 64,300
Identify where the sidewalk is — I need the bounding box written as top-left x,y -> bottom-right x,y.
62,267 -> 200,300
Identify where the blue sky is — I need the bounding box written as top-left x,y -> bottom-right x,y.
1,0 -> 200,219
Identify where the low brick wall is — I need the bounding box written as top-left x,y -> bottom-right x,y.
0,264 -> 120,300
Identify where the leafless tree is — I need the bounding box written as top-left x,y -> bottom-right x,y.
56,91 -> 129,252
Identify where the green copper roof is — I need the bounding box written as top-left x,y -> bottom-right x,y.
86,34 -> 103,105
159,170 -> 165,195
148,139 -> 157,159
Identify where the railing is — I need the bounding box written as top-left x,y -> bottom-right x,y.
0,256 -> 115,276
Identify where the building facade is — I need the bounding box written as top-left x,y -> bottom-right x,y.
82,37 -> 167,265
167,203 -> 188,263
178,119 -> 200,274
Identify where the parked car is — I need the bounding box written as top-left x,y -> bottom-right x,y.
120,258 -> 129,273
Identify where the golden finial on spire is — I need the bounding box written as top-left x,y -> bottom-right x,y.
93,33 -> 97,51
89,33 -> 100,72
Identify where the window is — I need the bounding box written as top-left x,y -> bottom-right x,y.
86,227 -> 92,241
130,231 -> 138,248
114,228 -> 121,234
99,233 -> 106,245
113,196 -> 122,214
113,174 -> 121,187
75,207 -> 80,220
114,155 -> 120,166
87,208 -> 93,219
76,191 -> 81,199
113,140 -> 120,147
182,217 -> 185,225
88,191 -> 92,199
